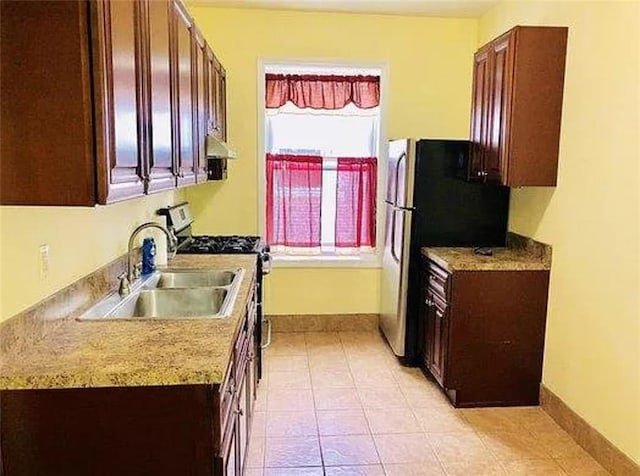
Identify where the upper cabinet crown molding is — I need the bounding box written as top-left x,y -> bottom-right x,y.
469,26 -> 568,187
0,0 -> 226,206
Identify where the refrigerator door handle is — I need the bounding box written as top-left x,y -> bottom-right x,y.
394,152 -> 407,207
390,209 -> 400,264
390,207 -> 413,264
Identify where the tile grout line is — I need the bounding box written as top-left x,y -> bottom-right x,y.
305,333 -> 328,474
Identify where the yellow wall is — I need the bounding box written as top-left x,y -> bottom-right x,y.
0,189 -> 185,320
479,1 -> 640,464
185,6 -> 478,314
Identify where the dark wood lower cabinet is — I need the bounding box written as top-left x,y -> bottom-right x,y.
0,287 -> 260,476
420,258 -> 550,407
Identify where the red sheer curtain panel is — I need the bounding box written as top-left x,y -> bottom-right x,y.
266,154 -> 323,248
265,74 -> 380,110
335,157 -> 377,248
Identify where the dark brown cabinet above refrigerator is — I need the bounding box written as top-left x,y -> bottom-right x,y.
469,26 -> 568,187
0,0 -> 227,206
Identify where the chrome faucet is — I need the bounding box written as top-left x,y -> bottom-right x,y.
119,222 -> 178,297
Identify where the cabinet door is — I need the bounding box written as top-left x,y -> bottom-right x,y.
222,420 -> 238,476
216,62 -> 228,141
93,0 -> 146,204
171,0 -> 196,186
207,52 -> 227,141
193,29 -> 209,182
469,47 -> 491,182
486,33 -> 514,184
0,1 -> 96,206
425,291 -> 437,374
205,46 -> 217,135
146,0 -> 176,192
419,276 -> 431,370
429,301 -> 448,386
236,364 -> 249,476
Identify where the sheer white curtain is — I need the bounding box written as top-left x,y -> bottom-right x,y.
265,104 -> 379,255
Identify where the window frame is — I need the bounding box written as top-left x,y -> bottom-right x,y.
257,60 -> 388,269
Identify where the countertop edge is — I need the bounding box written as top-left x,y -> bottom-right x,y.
421,247 -> 551,272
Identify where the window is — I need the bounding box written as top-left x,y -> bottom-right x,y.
262,66 -> 382,261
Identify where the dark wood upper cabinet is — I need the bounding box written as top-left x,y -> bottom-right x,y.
0,1 -> 96,206
206,48 -> 228,142
146,0 -> 177,193
469,26 -> 568,187
469,47 -> 491,182
92,0 -> 147,203
171,0 -> 197,187
193,28 -> 209,182
0,0 -> 226,206
216,61 -> 228,142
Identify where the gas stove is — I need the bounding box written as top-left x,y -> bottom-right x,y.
177,235 -> 264,255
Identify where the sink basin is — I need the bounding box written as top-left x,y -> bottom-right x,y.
110,288 -> 228,319
156,270 -> 236,288
78,267 -> 245,321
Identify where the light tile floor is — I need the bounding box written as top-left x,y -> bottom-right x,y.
246,331 -> 610,476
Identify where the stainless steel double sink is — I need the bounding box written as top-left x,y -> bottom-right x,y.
79,268 -> 244,321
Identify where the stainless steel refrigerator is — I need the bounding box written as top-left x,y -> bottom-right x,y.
380,139 -> 510,364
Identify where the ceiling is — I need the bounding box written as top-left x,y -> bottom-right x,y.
190,0 -> 499,18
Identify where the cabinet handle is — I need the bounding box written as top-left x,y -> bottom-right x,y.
476,170 -> 483,177
425,298 -> 434,307
481,171 -> 488,177
235,408 -> 244,416
226,384 -> 234,395
429,275 -> 437,281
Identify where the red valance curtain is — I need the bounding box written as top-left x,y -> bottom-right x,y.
335,157 -> 377,248
266,154 -> 323,248
266,74 -> 380,110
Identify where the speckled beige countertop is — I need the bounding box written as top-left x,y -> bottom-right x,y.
422,246 -> 551,272
0,255 -> 256,391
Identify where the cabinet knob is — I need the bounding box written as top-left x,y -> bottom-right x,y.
429,275 -> 437,281
425,298 -> 434,307
235,407 -> 244,416
476,170 -> 482,177
481,171 -> 488,177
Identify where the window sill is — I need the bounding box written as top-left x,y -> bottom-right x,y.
272,254 -> 381,269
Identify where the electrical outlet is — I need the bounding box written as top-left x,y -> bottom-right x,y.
39,244 -> 49,279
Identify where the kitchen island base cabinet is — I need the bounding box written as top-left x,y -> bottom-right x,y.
421,259 -> 550,407
0,299 -> 259,476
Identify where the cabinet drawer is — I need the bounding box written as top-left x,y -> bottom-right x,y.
427,262 -> 450,301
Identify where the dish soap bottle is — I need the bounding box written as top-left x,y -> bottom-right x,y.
142,237 -> 157,276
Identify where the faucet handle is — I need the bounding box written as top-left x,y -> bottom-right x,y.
133,263 -> 142,279
118,272 -> 131,297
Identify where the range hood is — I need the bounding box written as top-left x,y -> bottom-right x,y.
206,135 -> 237,159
